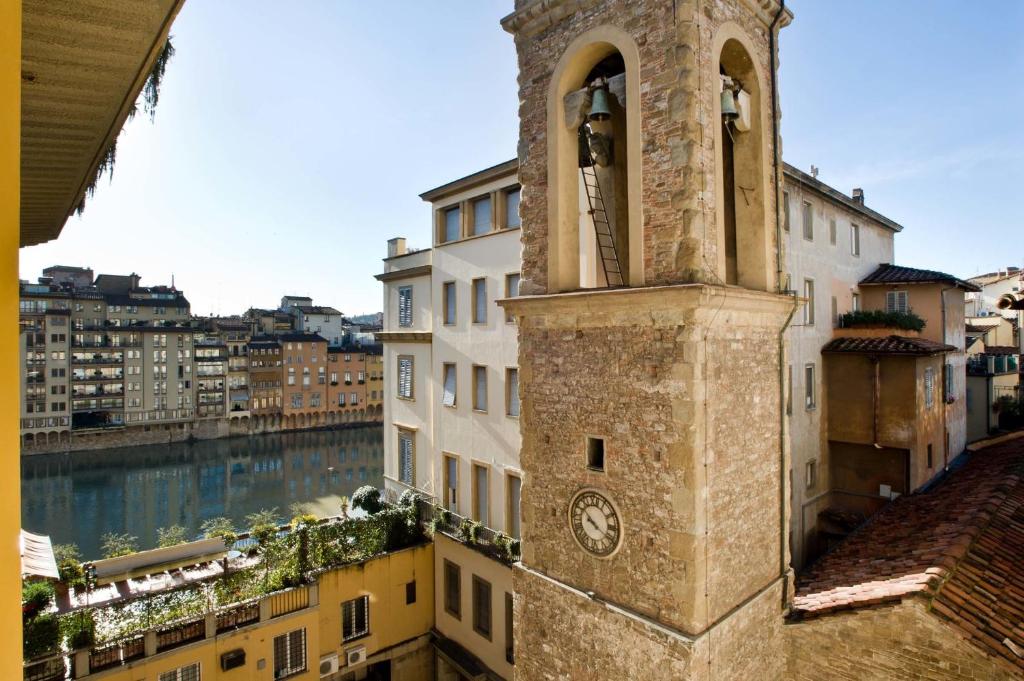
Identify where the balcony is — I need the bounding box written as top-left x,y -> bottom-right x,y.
72,370 -> 124,382
72,354 -> 124,366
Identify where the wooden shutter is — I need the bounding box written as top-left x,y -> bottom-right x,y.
398,287 -> 412,327
399,431 -> 413,484
398,357 -> 412,398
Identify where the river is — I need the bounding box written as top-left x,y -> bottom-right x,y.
20,426 -> 383,561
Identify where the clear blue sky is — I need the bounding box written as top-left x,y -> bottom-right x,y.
20,1 -> 1023,315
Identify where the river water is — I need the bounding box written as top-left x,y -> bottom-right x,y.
20,426 -> 383,560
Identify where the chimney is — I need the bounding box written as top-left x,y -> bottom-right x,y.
387,237 -> 407,258
852,188 -> 865,205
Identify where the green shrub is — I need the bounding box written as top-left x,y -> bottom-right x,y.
458,519 -> 482,545
245,508 -> 282,529
251,523 -> 279,548
53,544 -> 84,587
61,610 -> 96,650
398,489 -> 420,508
23,612 -> 60,659
839,309 -> 925,332
200,517 -> 238,546
156,525 -> 188,548
100,532 -> 138,558
351,486 -> 383,514
22,581 -> 55,617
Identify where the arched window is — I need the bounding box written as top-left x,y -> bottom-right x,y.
547,29 -> 642,293
715,32 -> 772,291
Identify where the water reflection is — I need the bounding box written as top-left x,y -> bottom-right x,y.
21,426 -> 384,560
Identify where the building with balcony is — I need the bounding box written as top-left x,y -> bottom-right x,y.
378,160 -> 522,680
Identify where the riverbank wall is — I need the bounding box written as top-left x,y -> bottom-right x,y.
20,412 -> 383,455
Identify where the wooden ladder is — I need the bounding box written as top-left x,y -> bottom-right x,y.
580,164 -> 624,287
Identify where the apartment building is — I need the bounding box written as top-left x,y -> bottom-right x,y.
965,267 -> 1021,318
291,304 -> 345,346
966,315 -> 1021,440
280,332 -> 330,429
19,270 -> 194,446
781,166 -> 901,568
379,160 -> 521,680
364,345 -> 384,417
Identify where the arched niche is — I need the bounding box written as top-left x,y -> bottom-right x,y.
546,26 -> 643,292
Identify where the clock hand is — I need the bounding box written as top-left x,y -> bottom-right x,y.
583,510 -> 604,535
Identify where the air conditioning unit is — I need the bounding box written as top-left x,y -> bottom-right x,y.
345,646 -> 367,667
319,653 -> 339,678
220,649 -> 246,671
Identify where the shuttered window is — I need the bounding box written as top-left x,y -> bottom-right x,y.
473,278 -> 487,323
851,223 -> 861,256
505,187 -> 521,228
805,363 -> 816,410
473,366 -> 487,412
829,218 -> 837,245
924,367 -> 935,408
397,356 -> 413,399
272,629 -> 306,679
506,368 -> 520,417
159,664 -> 200,681
398,286 -> 413,327
802,201 -> 813,241
783,191 -> 790,231
473,197 -> 492,236
443,282 -> 456,325
473,463 -> 489,524
803,279 -> 815,325
944,363 -> 954,401
342,595 -> 369,641
444,560 -> 461,618
398,429 -> 414,485
442,363 -> 457,407
444,455 -> 458,511
444,207 -> 460,242
886,291 -> 908,314
473,576 -> 492,640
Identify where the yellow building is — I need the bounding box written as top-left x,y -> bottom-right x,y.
7,1 -> 188,676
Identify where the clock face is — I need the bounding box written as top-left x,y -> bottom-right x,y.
569,489 -> 621,557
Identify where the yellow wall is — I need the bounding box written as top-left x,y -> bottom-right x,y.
2,1 -> 22,676
316,543 -> 434,660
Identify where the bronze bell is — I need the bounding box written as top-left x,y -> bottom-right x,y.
588,87 -> 612,121
721,88 -> 739,121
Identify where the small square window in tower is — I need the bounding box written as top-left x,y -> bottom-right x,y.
586,436 -> 605,471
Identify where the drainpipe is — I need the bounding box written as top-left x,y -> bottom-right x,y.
769,0 -> 790,608
872,357 -> 882,448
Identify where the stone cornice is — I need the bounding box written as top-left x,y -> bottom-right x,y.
375,331 -> 432,343
502,0 -> 792,38
374,265 -> 432,282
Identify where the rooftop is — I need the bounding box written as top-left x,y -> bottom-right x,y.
822,335 -> 956,356
860,264 -> 981,292
277,332 -> 327,343
293,305 -> 341,315
782,163 -> 904,233
792,437 -> 1024,672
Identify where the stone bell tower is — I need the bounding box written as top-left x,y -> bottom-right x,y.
500,0 -> 794,679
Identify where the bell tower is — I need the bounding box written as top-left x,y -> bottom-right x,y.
500,0 -> 794,679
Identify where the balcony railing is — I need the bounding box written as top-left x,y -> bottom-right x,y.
155,617 -> 206,652
71,356 -> 124,365
88,636 -> 145,672
23,654 -> 65,681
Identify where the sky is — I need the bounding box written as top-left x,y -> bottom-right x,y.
20,1 -> 1024,315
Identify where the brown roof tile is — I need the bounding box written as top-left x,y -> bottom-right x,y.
860,264 -> 981,291
791,438 -> 1024,671
822,335 -> 956,356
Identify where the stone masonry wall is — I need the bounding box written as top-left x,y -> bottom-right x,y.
785,600 -> 1020,680
509,0 -> 782,295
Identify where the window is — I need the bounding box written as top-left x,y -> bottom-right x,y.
442,363 -> 457,407
472,278 -> 487,323
473,365 -> 487,411
398,429 -> 414,486
397,356 -> 413,399
506,474 -> 522,540
444,455 -> 458,511
444,560 -> 461,618
341,595 -> 369,641
506,368 -> 520,417
504,273 -> 520,323
472,575 -> 492,640
885,291 -> 909,315
287,367 -> 295,386
505,187 -> 521,228
802,201 -> 813,240
782,191 -> 790,231
803,279 -> 815,325
272,629 -> 306,679
472,463 -> 489,525
852,292 -> 860,312
829,217 -> 837,245
927,444 -> 933,469
444,206 -> 461,243
443,282 -> 456,325
472,196 -> 492,236
805,364 -> 816,410
159,663 -> 200,681
586,436 -> 605,471
398,286 -> 413,327
924,367 -> 935,408
291,394 -> 302,409
805,460 -> 817,489
850,223 -> 861,256
944,362 -> 954,402
350,392 -> 358,405
310,393 -> 321,407
831,296 -> 838,327
505,592 -> 514,664
406,581 -> 417,605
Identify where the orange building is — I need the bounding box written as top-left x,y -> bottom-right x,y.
248,336 -> 283,429
280,332 -> 328,429
327,345 -> 368,423
364,343 -> 383,420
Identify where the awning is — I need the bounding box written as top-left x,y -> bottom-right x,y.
20,530 -> 60,580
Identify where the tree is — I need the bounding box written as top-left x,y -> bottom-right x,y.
200,517 -> 237,546
156,525 -> 188,548
245,508 -> 282,530
100,532 -> 138,558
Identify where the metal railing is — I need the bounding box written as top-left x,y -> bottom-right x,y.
215,601 -> 260,633
268,586 -> 309,618
23,654 -> 66,681
88,636 -> 144,672
155,618 -> 206,653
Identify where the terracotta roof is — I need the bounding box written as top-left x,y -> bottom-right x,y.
822,335 -> 956,356
860,264 -> 981,292
792,438 -> 1024,672
985,346 -> 1020,356
966,323 -> 990,333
